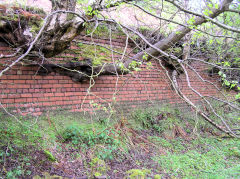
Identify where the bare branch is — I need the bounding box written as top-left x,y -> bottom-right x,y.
166,0 -> 240,33
133,0 -> 234,60
126,1 -> 238,40
226,9 -> 240,14
0,48 -> 22,59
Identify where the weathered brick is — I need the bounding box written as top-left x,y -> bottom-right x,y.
0,40 -> 223,116
21,94 -> 32,98
1,98 -> 14,103
42,84 -> 53,88
44,93 -> 54,97
15,98 -> 26,103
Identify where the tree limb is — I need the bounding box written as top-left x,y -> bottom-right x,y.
133,0 -> 233,60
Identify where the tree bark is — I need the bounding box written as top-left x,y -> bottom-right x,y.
0,0 -> 85,58
37,0 -> 85,57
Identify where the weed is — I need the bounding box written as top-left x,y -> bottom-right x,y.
124,168 -> 151,179
131,106 -> 181,134
33,172 -> 64,179
61,123 -> 123,160
149,136 -> 172,148
0,106 -> 239,178
6,166 -> 23,179
0,115 -> 42,148
153,137 -> 240,178
89,157 -> 109,178
44,150 -> 57,162
154,174 -> 161,179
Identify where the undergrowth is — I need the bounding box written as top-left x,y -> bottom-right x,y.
0,104 -> 239,178
61,123 -> 123,160
153,137 -> 240,178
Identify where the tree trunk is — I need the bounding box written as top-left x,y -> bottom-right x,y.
38,0 -> 85,57
132,0 -> 232,61
0,0 -> 85,58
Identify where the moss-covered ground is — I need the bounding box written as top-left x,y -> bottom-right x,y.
0,105 -> 239,178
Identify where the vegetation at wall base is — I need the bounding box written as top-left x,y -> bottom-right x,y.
0,104 -> 239,178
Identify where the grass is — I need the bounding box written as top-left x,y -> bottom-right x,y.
0,104 -> 239,178
143,135 -> 239,178
153,137 -> 240,178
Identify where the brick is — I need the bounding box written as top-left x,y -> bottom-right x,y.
63,84 -> 72,88
38,98 -> 48,102
26,80 -> 35,84
38,80 -> 49,84
51,89 -> 57,92
33,76 -> 44,80
55,93 -> 65,97
42,102 -> 54,106
1,80 -> 14,84
33,93 -> 43,98
56,101 -> 64,105
21,94 -> 32,98
1,98 -> 14,103
59,80 -> 69,83
42,84 -> 53,88
45,89 -> 51,93
26,98 -> 34,102
20,75 -> 32,79
0,94 -> 8,98
22,89 -> 29,93
20,84 -> 31,88
44,93 -> 54,97
64,101 -> 72,105
0,46 -> 10,50
64,92 -> 75,96
15,98 -> 26,103
48,80 -> 59,84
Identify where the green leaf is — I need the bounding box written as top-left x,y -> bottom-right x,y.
88,6 -> 93,12
208,3 -> 213,8
142,53 -> 149,61
224,80 -> 230,86
235,93 -> 240,99
44,150 -> 57,162
230,83 -> 236,89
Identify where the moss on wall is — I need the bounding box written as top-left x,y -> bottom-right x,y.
84,23 -> 126,39
55,43 -> 124,66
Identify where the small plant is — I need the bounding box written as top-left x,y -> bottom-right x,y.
33,172 -> 64,179
44,150 -> 57,162
153,137 -> 240,178
90,157 -> 109,178
154,174 -> 161,179
6,166 -> 23,179
62,124 -> 122,160
124,168 -> 151,179
62,125 -> 118,146
132,107 -> 180,134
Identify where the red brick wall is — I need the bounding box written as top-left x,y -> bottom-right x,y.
0,36 -> 220,116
